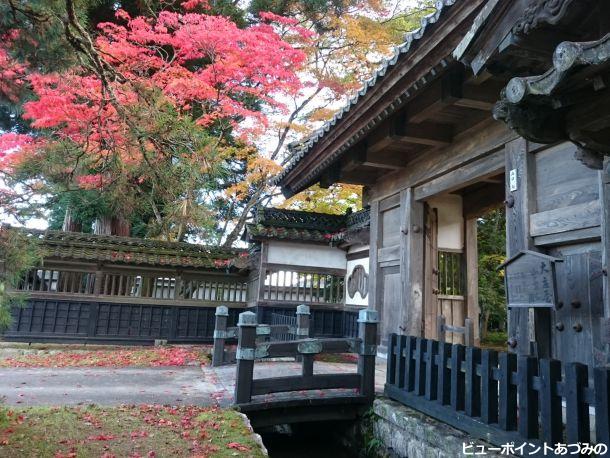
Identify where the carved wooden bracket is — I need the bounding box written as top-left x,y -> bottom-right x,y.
512,0 -> 576,36
494,33 -> 610,169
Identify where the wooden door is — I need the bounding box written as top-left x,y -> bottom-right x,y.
370,189 -> 425,349
372,194 -> 403,349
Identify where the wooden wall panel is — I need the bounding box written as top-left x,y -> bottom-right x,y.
535,143 -> 599,213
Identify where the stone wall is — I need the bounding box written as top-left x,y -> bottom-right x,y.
371,398 -> 505,458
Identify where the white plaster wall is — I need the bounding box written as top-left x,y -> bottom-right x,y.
266,240 -> 346,269
345,251 -> 370,307
427,194 -> 463,250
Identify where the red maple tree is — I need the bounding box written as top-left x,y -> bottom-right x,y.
0,4 -> 306,232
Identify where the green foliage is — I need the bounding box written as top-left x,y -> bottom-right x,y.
0,228 -> 43,330
477,208 -> 507,334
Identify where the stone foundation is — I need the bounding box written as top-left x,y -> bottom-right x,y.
371,398 -> 504,458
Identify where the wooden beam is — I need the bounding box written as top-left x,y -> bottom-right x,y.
414,150 -> 505,200
344,134 -> 410,170
368,115 -> 453,153
319,163 -> 341,188
407,71 -> 462,123
361,150 -> 408,170
396,121 -> 454,147
463,182 -> 505,219
339,168 -> 379,186
454,83 -> 503,111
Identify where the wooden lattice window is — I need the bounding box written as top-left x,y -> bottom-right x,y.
438,250 -> 464,296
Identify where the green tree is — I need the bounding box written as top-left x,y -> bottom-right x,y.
0,228 -> 42,330
477,208 -> 507,339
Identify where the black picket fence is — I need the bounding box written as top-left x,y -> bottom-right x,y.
385,334 -> 610,450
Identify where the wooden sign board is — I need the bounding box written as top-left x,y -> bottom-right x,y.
500,250 -> 562,309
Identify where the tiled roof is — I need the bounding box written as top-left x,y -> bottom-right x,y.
245,207 -> 370,243
274,0 -> 461,192
13,228 -> 247,269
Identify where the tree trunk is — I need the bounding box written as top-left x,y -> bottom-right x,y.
222,187 -> 264,247
94,215 -> 130,236
62,207 -> 82,232
481,310 -> 490,340
93,216 -> 113,235
112,216 -> 130,237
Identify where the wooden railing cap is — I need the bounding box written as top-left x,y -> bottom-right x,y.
238,311 -> 257,327
215,305 -> 229,316
296,304 -> 310,315
358,309 -> 379,323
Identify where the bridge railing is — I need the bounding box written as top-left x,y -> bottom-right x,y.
233,308 -> 378,405
211,305 -> 310,367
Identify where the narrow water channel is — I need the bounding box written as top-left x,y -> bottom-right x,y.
257,421 -> 359,458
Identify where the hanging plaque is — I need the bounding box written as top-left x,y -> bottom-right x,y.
500,250 -> 562,309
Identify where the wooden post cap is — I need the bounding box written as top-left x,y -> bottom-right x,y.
215,305 -> 229,316
358,309 -> 379,323
296,304 -> 310,315
237,311 -> 257,327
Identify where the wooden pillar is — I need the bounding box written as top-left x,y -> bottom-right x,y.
505,138 -> 549,356
174,271 -> 184,300
437,315 -> 446,343
296,304 -> 310,338
234,311 -> 257,404
256,243 -> 268,303
212,305 -> 229,367
297,304 -> 313,375
424,206 -> 438,339
465,217 -> 480,345
358,309 -> 378,400
368,200 -> 380,313
400,188 -> 425,337
599,157 -> 610,362
93,269 -> 103,296
464,318 -> 474,347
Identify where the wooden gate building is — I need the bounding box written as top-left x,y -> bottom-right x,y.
275,0 -> 610,366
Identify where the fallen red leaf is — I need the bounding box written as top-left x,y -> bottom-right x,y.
227,442 -> 250,452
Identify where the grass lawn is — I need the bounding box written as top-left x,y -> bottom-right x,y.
0,404 -> 264,458
0,345 -> 211,368
480,331 -> 508,351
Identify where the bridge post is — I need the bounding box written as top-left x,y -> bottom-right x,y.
296,304 -> 312,373
358,309 -> 379,400
212,305 -> 229,367
235,311 -> 257,404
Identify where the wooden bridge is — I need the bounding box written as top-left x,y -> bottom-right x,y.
225,307 -> 378,427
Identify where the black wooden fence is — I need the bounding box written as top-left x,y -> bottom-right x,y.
4,299 -> 361,345
4,298 -> 241,344
386,334 -> 610,449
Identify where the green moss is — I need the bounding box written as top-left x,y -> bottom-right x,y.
0,405 -> 265,458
